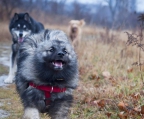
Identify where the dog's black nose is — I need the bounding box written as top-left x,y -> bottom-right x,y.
19,33 -> 23,37
58,52 -> 64,57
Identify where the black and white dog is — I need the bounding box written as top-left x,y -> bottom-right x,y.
4,13 -> 44,83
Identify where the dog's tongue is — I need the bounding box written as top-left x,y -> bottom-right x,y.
53,61 -> 62,68
18,38 -> 24,42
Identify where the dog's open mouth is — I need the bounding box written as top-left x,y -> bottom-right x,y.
72,27 -> 77,33
18,37 -> 24,43
51,60 -> 66,70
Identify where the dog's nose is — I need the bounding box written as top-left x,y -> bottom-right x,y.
58,52 -> 64,57
19,33 -> 23,37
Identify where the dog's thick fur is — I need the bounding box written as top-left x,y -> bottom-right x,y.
69,19 -> 85,46
4,13 -> 44,83
15,29 -> 79,119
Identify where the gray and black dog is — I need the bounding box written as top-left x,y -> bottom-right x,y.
4,12 -> 44,83
15,29 -> 79,119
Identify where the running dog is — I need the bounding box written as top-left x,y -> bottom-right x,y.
69,19 -> 85,46
15,29 -> 79,119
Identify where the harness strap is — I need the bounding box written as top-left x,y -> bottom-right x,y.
29,82 -> 66,105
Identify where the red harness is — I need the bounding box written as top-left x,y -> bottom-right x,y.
29,82 -> 66,105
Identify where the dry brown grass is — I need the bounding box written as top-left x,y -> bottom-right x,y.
0,22 -> 144,119
0,22 -> 11,42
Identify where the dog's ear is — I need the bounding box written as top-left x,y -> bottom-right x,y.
80,19 -> 85,26
44,29 -> 50,40
24,13 -> 31,23
13,13 -> 19,21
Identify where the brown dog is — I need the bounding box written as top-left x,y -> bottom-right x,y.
69,19 -> 85,46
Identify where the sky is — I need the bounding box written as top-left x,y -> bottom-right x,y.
68,0 -> 144,12
137,0 -> 144,12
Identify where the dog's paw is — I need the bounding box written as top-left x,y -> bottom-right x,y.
23,107 -> 40,119
4,75 -> 14,84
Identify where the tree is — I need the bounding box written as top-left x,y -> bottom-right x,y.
0,0 -> 22,20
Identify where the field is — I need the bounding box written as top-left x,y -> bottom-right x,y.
0,22 -> 144,119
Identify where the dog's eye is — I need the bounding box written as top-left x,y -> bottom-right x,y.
49,47 -> 54,52
63,48 -> 67,54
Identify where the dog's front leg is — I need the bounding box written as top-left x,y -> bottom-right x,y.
72,38 -> 80,47
22,107 -> 40,119
4,50 -> 17,83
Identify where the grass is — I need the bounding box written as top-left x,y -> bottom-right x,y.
0,64 -> 8,75
0,85 -> 22,119
0,22 -> 144,119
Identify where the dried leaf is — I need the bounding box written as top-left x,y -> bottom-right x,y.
118,102 -> 128,111
92,99 -> 106,108
102,71 -> 111,78
118,112 -> 128,119
131,93 -> 141,100
141,105 -> 144,114
97,99 -> 106,108
127,66 -> 133,73
105,112 -> 112,118
89,71 -> 98,80
92,100 -> 100,106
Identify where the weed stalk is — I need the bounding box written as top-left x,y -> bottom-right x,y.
125,14 -> 144,84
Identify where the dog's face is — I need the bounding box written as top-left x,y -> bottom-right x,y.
40,40 -> 72,71
36,36 -> 76,73
69,19 -> 85,33
10,13 -> 32,43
